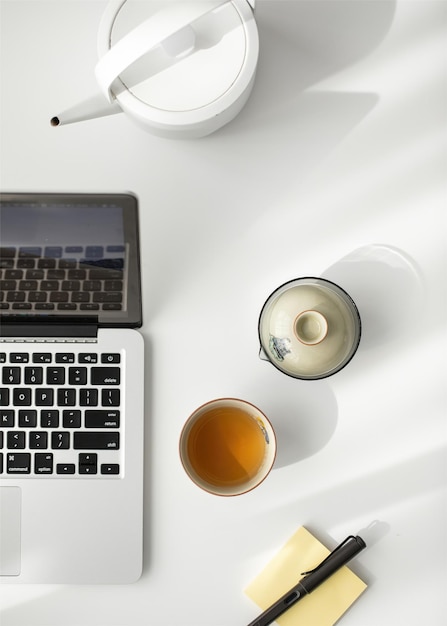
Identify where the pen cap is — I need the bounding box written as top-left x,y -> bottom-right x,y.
300,535 -> 366,594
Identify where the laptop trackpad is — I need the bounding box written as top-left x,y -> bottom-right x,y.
0,487 -> 21,576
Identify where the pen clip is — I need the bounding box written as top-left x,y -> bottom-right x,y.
300,535 -> 356,575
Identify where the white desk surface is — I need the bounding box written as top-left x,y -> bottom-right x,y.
1,1 -> 446,624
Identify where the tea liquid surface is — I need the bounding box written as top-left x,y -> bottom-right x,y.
187,407 -> 266,487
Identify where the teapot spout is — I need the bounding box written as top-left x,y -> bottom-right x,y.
50,93 -> 121,127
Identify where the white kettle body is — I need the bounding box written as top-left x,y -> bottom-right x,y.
51,0 -> 259,138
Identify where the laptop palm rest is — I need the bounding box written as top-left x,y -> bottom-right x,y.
0,487 -> 21,576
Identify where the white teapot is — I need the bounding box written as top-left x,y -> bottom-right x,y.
51,0 -> 259,138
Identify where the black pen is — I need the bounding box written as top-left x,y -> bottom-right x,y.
246,534 -> 366,626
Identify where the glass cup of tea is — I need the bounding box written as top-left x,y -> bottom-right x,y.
179,398 -> 276,496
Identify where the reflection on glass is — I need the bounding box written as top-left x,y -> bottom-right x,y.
0,204 -> 127,315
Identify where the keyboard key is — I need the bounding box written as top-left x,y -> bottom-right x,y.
103,301 -> 123,310
61,280 -> 80,291
93,292 -> 122,303
25,367 -> 44,384
13,388 -> 32,406
0,246 -> 16,257
28,292 -> 48,303
17,258 -> 35,269
41,280 -> 59,290
101,353 -> 121,364
0,389 -> 11,406
79,453 -> 98,475
35,388 -> 54,405
4,270 -> 23,280
29,432 -> 48,449
2,367 -> 21,384
79,389 -> 98,406
55,353 -> 75,364
19,280 -> 38,290
46,367 -> 65,384
7,431 -> 26,449
26,269 -> 44,279
83,280 -> 101,291
35,303 -> 55,310
102,388 -> 120,407
79,453 -> 97,464
79,464 -> 97,475
33,353 -> 52,364
19,247 -> 41,258
47,270 -> 65,280
85,246 -> 104,259
71,292 -> 89,303
89,269 -> 122,280
91,367 -> 120,385
80,303 -> 99,311
59,259 -> 77,269
85,410 -> 120,428
38,258 -> 56,269
57,388 -> 76,406
67,269 -> 86,280
62,410 -> 81,428
74,432 -> 119,450
35,453 -> 53,474
7,292 -> 26,303
51,432 -> 70,449
7,452 -> 31,474
104,280 -> 123,292
44,246 -> 62,258
101,464 -> 120,475
40,410 -> 59,428
50,292 -> 69,303
78,353 -> 98,364
86,258 -> 124,270
10,353 -> 29,364
57,303 -> 77,310
102,300 -> 122,310
68,367 -> 87,385
18,409 -> 37,427
1,409 -> 14,426
56,463 -> 75,475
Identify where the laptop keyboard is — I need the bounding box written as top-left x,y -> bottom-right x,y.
0,349 -> 123,478
0,245 -> 126,312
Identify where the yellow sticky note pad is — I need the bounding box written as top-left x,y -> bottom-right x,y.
245,527 -> 367,626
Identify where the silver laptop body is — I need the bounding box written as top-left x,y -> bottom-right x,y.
0,192 -> 144,583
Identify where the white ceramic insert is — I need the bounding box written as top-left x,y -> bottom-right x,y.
258,277 -> 361,379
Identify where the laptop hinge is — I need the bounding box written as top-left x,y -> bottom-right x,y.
0,315 -> 98,339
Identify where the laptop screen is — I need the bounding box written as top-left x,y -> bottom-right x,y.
0,192 -> 142,328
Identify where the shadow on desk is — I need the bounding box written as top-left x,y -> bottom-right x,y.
243,367 -> 338,469
322,244 -> 426,351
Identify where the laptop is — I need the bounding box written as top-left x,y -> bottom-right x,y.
0,192 -> 145,583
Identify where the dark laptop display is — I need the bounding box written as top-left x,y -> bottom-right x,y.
0,192 -> 142,329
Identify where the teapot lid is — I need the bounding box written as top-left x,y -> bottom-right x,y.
97,0 -> 258,135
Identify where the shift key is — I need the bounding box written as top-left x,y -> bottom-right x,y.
74,432 -> 119,450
